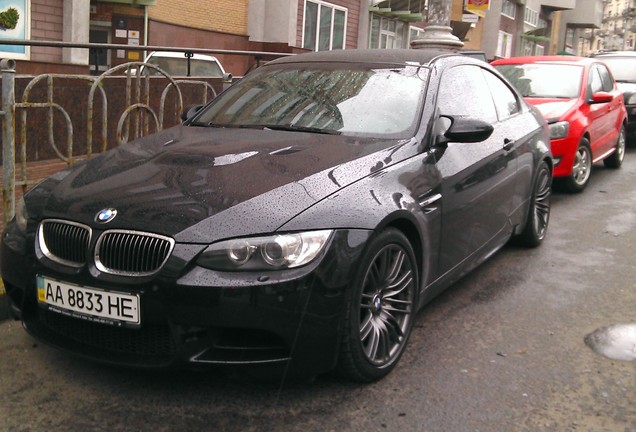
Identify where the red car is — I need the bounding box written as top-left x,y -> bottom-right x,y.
493,56 -> 627,192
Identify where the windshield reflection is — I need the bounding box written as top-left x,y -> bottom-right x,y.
192,65 -> 428,138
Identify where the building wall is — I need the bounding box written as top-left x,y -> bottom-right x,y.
31,0 -> 64,64
149,0 -> 248,36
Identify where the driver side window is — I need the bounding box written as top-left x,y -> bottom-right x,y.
437,65 -> 498,124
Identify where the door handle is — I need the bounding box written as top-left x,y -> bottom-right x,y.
503,139 -> 514,151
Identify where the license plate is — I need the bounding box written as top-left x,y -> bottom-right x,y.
37,275 -> 140,326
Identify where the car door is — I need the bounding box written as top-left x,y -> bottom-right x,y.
597,63 -> 624,154
586,64 -> 621,157
433,64 -> 518,276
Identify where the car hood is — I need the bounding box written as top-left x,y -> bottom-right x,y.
524,98 -> 577,122
30,125 -> 411,243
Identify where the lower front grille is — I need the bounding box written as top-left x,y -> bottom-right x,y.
38,309 -> 176,357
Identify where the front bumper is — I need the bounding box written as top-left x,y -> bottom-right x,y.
2,226 -> 371,376
548,137 -> 576,178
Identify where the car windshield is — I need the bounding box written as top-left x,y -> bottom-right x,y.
148,56 -> 224,77
595,57 -> 636,83
191,63 -> 428,138
495,63 -> 583,98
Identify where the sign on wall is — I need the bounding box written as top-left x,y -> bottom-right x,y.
0,0 -> 30,59
466,0 -> 490,12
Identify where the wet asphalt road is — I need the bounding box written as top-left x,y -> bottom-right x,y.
1,149 -> 635,432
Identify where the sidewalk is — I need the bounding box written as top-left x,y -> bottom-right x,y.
0,158 -> 69,322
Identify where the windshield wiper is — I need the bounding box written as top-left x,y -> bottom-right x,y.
194,123 -> 341,135
261,124 -> 341,135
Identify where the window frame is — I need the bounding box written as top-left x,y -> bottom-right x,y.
502,0 -> 516,19
369,13 -> 408,49
302,0 -> 348,52
524,7 -> 539,27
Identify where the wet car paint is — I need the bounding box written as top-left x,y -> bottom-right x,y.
2,49 -> 552,380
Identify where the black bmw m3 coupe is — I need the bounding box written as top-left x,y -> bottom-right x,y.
2,49 -> 552,382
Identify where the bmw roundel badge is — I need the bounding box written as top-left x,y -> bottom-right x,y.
95,208 -> 117,223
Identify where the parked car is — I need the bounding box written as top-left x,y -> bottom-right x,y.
140,50 -> 226,78
2,49 -> 552,382
590,51 -> 636,141
492,56 -> 627,193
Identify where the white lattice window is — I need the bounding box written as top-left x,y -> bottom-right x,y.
303,0 -> 347,51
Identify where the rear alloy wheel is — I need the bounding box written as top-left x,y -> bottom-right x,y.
337,229 -> 417,382
603,125 -> 626,169
564,138 -> 592,193
516,161 -> 551,247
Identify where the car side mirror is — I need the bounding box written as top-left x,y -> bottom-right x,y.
590,91 -> 613,104
437,115 -> 494,145
181,104 -> 204,122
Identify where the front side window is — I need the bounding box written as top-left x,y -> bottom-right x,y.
303,0 -> 347,51
483,70 -> 521,120
192,63 -> 428,138
588,68 -> 604,94
597,64 -> 614,92
437,65 -> 498,124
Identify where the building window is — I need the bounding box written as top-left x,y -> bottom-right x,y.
303,0 -> 347,51
409,26 -> 425,44
369,14 -> 407,49
497,31 -> 514,58
502,0 -> 516,19
522,39 -> 534,56
524,8 -> 539,27
565,28 -> 575,47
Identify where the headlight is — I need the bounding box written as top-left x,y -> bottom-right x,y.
15,197 -> 28,233
548,121 -> 570,140
627,94 -> 636,105
197,230 -> 334,271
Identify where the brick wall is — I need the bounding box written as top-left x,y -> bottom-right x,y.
31,0 -> 64,63
149,0 -> 248,36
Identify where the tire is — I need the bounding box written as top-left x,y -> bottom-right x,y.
516,161 -> 551,247
336,228 -> 418,382
564,138 -> 592,193
603,125 -> 626,169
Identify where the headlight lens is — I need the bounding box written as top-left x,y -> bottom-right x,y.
197,230 -> 334,271
548,121 -> 570,140
15,197 -> 28,233
627,93 -> 636,105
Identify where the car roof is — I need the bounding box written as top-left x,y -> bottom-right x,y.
491,55 -> 596,66
266,48 -> 469,67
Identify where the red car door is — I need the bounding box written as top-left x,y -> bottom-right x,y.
586,64 -> 623,158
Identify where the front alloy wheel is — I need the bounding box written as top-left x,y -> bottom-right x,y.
517,161 -> 551,247
337,229 -> 417,382
565,139 -> 592,193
